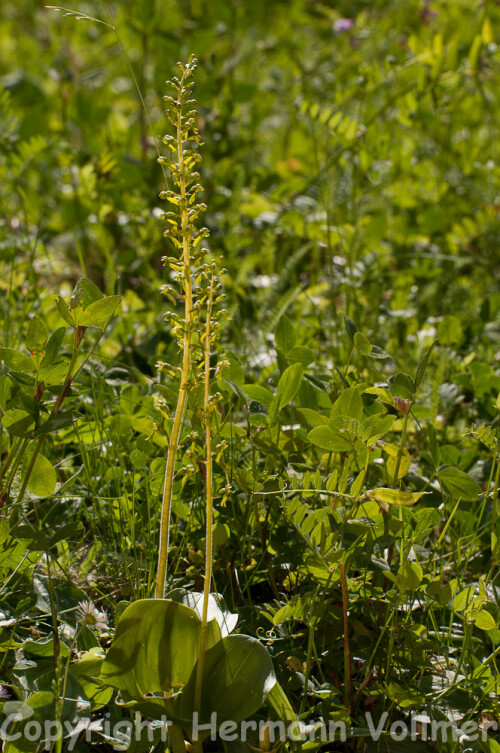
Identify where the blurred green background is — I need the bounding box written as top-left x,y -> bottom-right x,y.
1,0 -> 499,363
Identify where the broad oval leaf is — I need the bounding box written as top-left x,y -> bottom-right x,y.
69,277 -> 103,309
179,634 -> 276,726
99,599 -> 221,697
168,590 -> 238,638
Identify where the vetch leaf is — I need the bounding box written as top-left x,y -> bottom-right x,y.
453,587 -> 475,612
354,331 -> 372,356
26,453 -> 57,497
438,466 -> 482,501
296,408 -> 328,428
308,425 -> 352,452
26,316 -> 48,353
243,384 -> 274,409
344,314 -> 358,342
390,372 -> 415,400
397,560 -> 423,591
69,277 -> 103,310
471,610 -> 496,631
43,327 -> 66,366
287,346 -> 314,366
275,314 -> 297,355
415,340 -> 436,388
369,488 -> 429,506
0,348 -> 35,373
77,295 -> 122,327
56,296 -> 75,326
1,409 -> 35,437
331,386 -> 364,420
270,363 -> 304,421
364,387 -> 395,408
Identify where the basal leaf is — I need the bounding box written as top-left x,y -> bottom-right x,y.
100,599 -> 221,697
179,634 -> 276,727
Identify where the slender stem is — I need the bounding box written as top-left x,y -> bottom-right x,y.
299,584 -> 321,716
392,405 -> 411,488
194,281 -> 215,716
169,724 -> 187,753
0,436 -> 21,485
491,443 -> 500,537
341,562 -> 353,716
155,90 -> 193,599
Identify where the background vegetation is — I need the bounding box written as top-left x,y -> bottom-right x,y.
1,0 -> 500,751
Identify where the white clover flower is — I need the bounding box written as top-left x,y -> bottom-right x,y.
76,600 -> 108,633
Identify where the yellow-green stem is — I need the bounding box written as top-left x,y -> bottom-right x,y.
194,282 -> 214,716
392,406 -> 411,488
155,103 -> 193,599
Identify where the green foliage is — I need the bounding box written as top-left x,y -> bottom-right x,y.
1,2 -> 500,752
